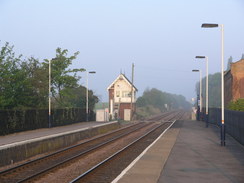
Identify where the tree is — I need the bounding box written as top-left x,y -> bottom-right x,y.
21,57 -> 49,108
59,85 -> 99,109
43,48 -> 85,107
136,97 -> 146,107
0,42 -> 29,108
0,41 -> 98,110
136,88 -> 191,112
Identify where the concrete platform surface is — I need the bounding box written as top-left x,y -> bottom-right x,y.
114,120 -> 244,183
0,121 -> 112,147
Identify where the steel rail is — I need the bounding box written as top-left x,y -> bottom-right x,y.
1,110 -> 185,183
148,110 -> 182,122
69,122 -> 171,183
0,123 -> 145,180
9,123 -> 153,183
147,110 -> 175,121
69,110 -> 185,182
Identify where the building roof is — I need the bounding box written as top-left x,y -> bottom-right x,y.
233,58 -> 244,65
225,59 -> 244,76
107,74 -> 138,91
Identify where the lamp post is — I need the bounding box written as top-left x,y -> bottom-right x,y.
192,69 -> 202,120
49,59 -> 51,128
86,71 -> 96,122
202,23 -> 225,146
196,56 -> 209,127
48,58 -> 57,128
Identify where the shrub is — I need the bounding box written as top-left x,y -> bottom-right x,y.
228,98 -> 244,111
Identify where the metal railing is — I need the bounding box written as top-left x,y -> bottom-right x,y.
207,108 -> 244,146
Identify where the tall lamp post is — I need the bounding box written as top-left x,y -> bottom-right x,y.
196,56 -> 209,127
192,69 -> 202,120
202,23 -> 225,146
48,58 -> 57,128
86,71 -> 96,122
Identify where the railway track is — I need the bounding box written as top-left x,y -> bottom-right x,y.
0,110 -> 186,183
147,110 -> 185,122
69,110 -> 186,183
70,122 -> 171,183
0,122 -> 150,183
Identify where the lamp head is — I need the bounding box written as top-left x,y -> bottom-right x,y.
201,23 -> 219,28
89,71 -> 96,74
196,56 -> 205,59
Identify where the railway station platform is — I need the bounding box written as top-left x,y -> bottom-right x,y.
113,120 -> 244,183
0,121 -> 120,167
0,121 -> 112,147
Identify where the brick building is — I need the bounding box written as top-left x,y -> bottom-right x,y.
107,74 -> 137,121
224,59 -> 244,107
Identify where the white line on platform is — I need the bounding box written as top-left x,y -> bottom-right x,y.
0,121 -> 117,150
111,120 -> 176,183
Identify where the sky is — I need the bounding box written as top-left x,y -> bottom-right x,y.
1,0 -> 244,102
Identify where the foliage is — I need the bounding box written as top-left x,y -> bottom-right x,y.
22,57 -> 49,108
60,85 -> 99,110
228,98 -> 244,111
0,42 -> 32,108
135,105 -> 161,119
0,41 -> 98,110
43,48 -> 85,107
136,88 -> 191,118
95,102 -> 109,110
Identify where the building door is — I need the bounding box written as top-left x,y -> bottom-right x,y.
124,109 -> 131,121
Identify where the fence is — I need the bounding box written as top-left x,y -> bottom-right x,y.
0,108 -> 95,136
208,108 -> 244,146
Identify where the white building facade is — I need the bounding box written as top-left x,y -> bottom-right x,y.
107,74 -> 137,121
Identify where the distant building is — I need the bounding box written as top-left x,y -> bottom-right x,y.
224,59 -> 244,107
107,74 -> 138,121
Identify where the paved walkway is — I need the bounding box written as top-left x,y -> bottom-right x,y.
0,121 -> 112,147
114,120 -> 244,183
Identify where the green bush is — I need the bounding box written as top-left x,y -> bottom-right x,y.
228,98 -> 244,111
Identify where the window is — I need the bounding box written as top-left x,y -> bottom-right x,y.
122,91 -> 131,98
116,91 -> 120,97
